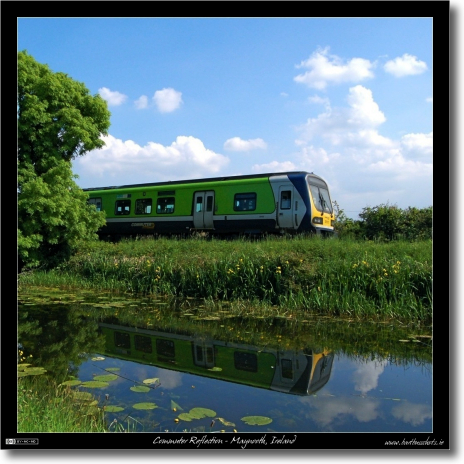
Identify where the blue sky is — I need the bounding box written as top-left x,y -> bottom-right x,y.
18,17 -> 433,219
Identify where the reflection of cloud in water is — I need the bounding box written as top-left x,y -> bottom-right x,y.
158,370 -> 183,389
131,366 -> 182,390
298,396 -> 380,429
353,359 -> 388,394
391,402 -> 432,426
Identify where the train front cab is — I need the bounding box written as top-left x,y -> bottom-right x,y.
270,172 -> 335,236
306,173 -> 335,236
269,348 -> 334,395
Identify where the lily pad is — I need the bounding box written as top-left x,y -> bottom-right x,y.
189,407 -> 216,419
142,377 -> 160,385
105,367 -> 121,372
20,367 -> 47,376
207,367 -> 222,372
133,402 -> 158,410
130,385 -> 150,393
81,381 -> 109,388
104,405 -> 125,412
59,380 -> 82,387
241,416 -> 273,426
93,374 -> 118,382
178,413 -> 194,422
91,356 -> 105,361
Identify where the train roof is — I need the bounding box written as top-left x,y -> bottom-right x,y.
82,171 -> 324,192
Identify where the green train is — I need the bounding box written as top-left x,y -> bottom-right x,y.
84,171 -> 335,237
98,322 -> 334,396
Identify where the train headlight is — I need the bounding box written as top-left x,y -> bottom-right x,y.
312,217 -> 323,224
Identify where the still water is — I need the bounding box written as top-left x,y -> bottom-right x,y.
18,288 -> 432,433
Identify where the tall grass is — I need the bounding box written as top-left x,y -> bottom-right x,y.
18,376 -> 107,433
19,235 -> 432,321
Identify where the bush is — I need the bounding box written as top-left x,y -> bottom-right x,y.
333,202 -> 432,241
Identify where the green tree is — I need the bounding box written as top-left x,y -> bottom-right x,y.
332,201 -> 362,239
18,51 -> 111,271
358,203 -> 403,241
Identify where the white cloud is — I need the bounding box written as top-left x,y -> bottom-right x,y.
298,85 -> 386,144
400,132 -> 433,159
308,94 -> 331,112
224,137 -> 267,152
294,47 -> 375,90
134,95 -> 148,109
98,87 -> 128,106
75,134 -> 229,185
251,160 -> 296,173
153,88 -> 183,113
384,53 -> 428,77
298,145 -> 340,166
346,85 -> 386,127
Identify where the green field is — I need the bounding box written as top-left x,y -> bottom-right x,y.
19,235 -> 432,321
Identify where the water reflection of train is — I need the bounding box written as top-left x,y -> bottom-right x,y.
98,322 -> 334,395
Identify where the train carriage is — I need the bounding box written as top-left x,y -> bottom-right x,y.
99,322 -> 334,396
84,171 -> 335,237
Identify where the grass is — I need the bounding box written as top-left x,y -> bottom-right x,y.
17,375 -> 107,433
19,234 -> 433,321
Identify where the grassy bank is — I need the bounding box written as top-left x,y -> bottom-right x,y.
18,375 -> 107,433
19,235 -> 432,321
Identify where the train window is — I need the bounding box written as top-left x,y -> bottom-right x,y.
196,345 -> 203,362
114,332 -> 131,349
234,193 -> 256,212
309,185 -> 333,214
280,191 -> 291,209
234,352 -> 257,372
281,359 -> 293,379
206,347 -> 214,364
157,197 -> 175,214
115,200 -> 131,215
88,197 -> 102,211
206,195 -> 214,212
196,197 -> 203,213
134,335 -> 152,353
135,199 -> 152,215
156,339 -> 175,358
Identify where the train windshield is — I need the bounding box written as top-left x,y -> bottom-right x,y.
308,178 -> 333,214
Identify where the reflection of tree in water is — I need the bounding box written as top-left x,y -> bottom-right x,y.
18,304 -> 105,381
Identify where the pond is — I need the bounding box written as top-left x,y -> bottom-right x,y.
17,287 -> 432,436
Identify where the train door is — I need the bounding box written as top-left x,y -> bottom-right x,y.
193,191 -> 215,229
193,342 -> 215,368
278,186 -> 295,229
